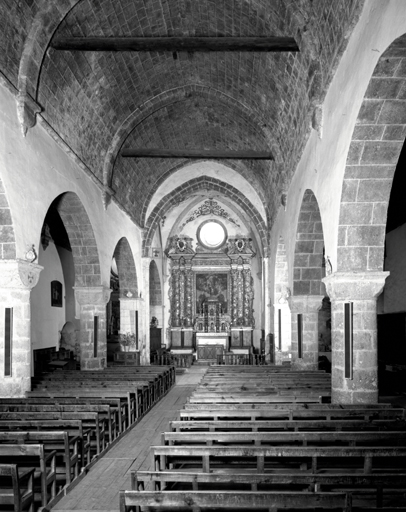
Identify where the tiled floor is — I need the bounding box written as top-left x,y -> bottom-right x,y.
53,367 -> 208,512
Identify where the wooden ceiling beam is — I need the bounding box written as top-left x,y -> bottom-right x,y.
50,36 -> 299,53
121,149 -> 274,160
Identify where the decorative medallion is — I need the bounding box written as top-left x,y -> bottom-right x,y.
180,198 -> 240,230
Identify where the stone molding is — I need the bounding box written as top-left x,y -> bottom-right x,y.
74,286 -> 112,306
16,91 -> 42,136
288,294 -> 324,314
0,259 -> 43,290
322,271 -> 389,301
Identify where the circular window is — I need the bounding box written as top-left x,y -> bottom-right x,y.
197,220 -> 227,250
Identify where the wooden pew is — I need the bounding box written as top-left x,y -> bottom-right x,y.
0,444 -> 56,508
170,418 -> 406,432
151,445 -> 406,473
0,431 -> 80,486
0,419 -> 91,467
179,407 -> 406,421
30,382 -> 152,418
0,411 -> 105,458
0,403 -> 117,445
131,470 -> 406,508
2,397 -> 129,435
162,430 -> 406,447
187,394 -> 330,403
27,390 -> 136,424
0,464 -> 35,512
133,469 -> 406,496
34,370 -> 167,401
119,490 -> 351,511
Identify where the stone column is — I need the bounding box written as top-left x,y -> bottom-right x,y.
141,257 -> 151,365
243,268 -> 253,326
0,259 -> 42,397
230,269 -> 238,326
236,268 -> 244,322
288,295 -> 324,371
323,271 -> 388,404
171,268 -> 181,327
74,286 -> 111,370
185,263 -> 193,326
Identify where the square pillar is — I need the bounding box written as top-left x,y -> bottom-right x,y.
323,271 -> 388,404
0,260 -> 43,397
74,286 -> 111,370
288,295 -> 324,371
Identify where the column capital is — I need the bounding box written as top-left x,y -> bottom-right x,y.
74,286 -> 112,305
322,271 -> 389,301
0,259 -> 43,290
288,294 -> 324,314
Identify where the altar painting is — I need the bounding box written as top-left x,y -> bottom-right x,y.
195,273 -> 228,313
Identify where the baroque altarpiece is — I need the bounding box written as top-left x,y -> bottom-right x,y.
166,228 -> 256,360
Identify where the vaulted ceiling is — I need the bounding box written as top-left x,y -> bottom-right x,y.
1,0 -> 363,238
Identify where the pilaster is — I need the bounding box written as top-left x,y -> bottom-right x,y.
0,259 -> 43,397
323,271 -> 388,404
74,286 -> 111,370
288,294 -> 324,371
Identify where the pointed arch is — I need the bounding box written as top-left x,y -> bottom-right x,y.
143,176 -> 268,257
293,189 -> 325,296
113,237 -> 138,297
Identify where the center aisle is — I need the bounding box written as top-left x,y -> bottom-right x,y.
53,367 -> 208,512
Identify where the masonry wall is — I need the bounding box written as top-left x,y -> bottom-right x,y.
269,1 -> 406,291
0,80 -> 146,374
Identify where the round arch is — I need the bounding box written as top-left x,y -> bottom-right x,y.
52,192 -> 101,287
337,33 -> 406,272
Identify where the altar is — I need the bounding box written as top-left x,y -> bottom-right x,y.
195,332 -> 228,360
166,234 -> 256,361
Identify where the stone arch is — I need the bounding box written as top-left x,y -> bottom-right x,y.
293,189 -> 325,296
337,33 -> 406,272
113,237 -> 138,298
17,0 -> 81,134
103,84 -> 275,184
52,192 -> 101,287
141,160 -> 270,228
274,236 -> 291,361
290,189 -> 326,371
0,176 -> 16,259
143,176 -> 268,257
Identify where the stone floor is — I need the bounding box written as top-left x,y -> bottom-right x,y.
52,366 -> 208,512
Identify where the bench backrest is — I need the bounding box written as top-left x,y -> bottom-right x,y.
119,490 -> 349,511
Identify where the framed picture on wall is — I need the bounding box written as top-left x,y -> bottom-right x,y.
195,272 -> 228,314
51,280 -> 63,307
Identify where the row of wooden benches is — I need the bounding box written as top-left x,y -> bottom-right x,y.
119,365 -> 406,511
0,364 -> 175,511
